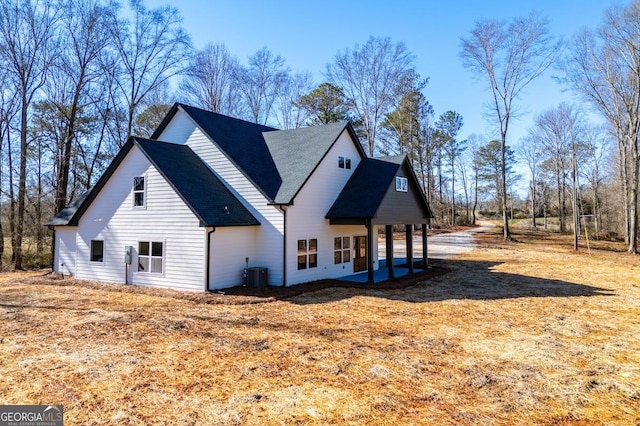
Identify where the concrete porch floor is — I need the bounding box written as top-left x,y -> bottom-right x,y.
338,258 -> 425,283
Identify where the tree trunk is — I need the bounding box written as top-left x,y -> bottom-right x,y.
500,135 -> 510,239
572,154 -> 579,251
15,96 -> 28,270
531,180 -> 537,228
627,133 -> 639,254
618,139 -> 630,244
36,145 -> 43,257
451,157 -> 455,226
7,130 -> 16,265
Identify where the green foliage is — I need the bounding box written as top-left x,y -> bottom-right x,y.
134,103 -> 172,137
477,140 -> 515,202
379,74 -> 431,157
295,82 -> 352,125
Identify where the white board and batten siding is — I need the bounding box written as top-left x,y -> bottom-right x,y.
73,146 -> 206,291
157,122 -> 285,287
286,130 -> 376,285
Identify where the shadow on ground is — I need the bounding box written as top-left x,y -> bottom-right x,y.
226,258 -> 615,305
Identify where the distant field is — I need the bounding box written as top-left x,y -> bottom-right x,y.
0,227 -> 638,425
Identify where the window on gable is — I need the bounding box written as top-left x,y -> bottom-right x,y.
90,240 -> 104,262
297,238 -> 318,270
133,176 -> 145,207
338,157 -> 351,169
138,241 -> 164,274
396,176 -> 408,192
334,236 -> 351,264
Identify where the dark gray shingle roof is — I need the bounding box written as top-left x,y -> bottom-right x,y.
326,158 -> 402,219
48,137 -> 259,227
155,103 -> 365,205
133,138 -> 259,227
46,191 -> 90,226
160,104 -> 282,200
263,121 -> 350,203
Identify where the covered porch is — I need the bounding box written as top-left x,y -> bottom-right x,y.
326,155 -> 433,284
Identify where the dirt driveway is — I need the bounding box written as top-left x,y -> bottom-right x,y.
379,222 -> 495,260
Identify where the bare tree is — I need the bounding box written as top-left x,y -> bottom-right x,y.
581,124 -> 610,239
467,133 -> 484,225
456,150 -> 471,224
560,1 -> 640,253
180,42 -> 242,117
0,0 -> 58,269
530,104 -> 583,235
519,133 -> 544,228
326,36 -> 415,156
460,12 -> 562,240
274,70 -> 313,129
105,0 -> 191,143
235,47 -> 288,125
48,0 -> 111,215
0,67 -> 18,270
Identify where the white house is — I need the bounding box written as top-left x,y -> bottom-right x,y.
48,103 -> 432,291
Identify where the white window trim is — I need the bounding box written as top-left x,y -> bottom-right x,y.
90,239 -> 105,265
132,175 -> 147,209
136,239 -> 166,276
396,176 -> 408,192
297,238 -> 318,270
334,236 -> 351,264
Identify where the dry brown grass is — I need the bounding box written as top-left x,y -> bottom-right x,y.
1,227 -> 639,425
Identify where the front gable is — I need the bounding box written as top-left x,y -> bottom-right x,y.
326,156 -> 432,225
373,161 -> 431,224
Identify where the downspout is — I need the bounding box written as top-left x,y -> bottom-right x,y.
277,205 -> 287,287
205,227 -> 215,292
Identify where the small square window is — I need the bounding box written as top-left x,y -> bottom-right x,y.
133,177 -> 145,191
139,241 -> 149,256
345,158 -> 351,169
297,255 -> 307,270
90,240 -> 103,262
338,156 -> 345,168
152,242 -> 163,257
396,176 -> 408,192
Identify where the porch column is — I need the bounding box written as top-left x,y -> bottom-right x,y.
406,224 -> 414,274
386,225 -> 394,280
422,223 -> 428,269
367,219 -> 374,284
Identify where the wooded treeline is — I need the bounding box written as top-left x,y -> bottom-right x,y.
0,0 -> 638,271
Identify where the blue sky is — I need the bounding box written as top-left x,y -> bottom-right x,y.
146,0 -> 612,145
